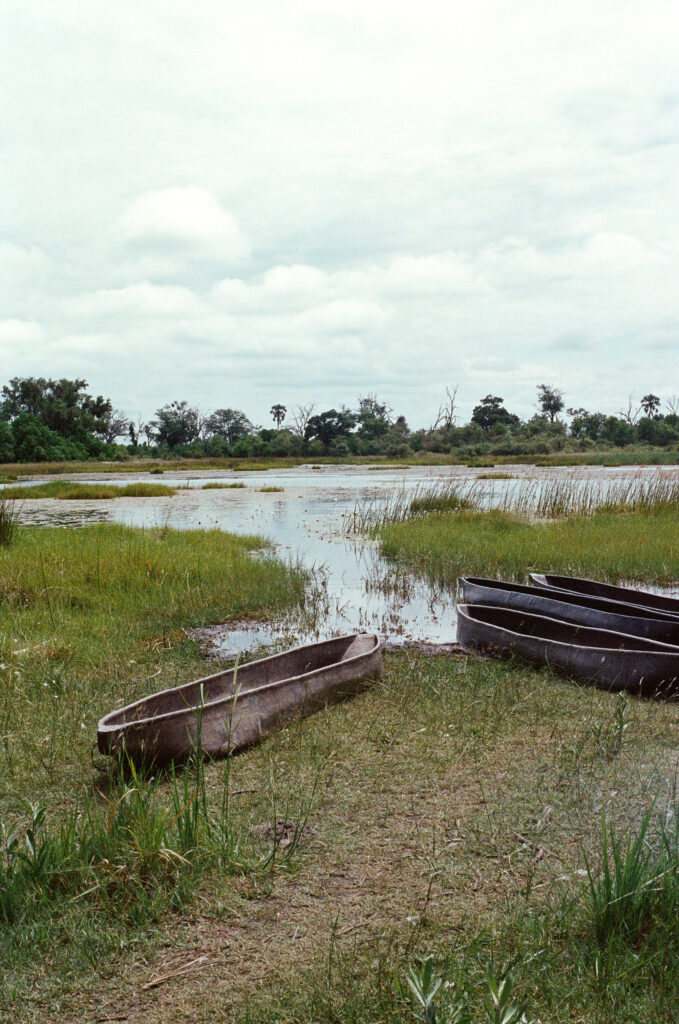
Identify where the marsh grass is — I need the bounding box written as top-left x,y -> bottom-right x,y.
259,486 -> 284,493
351,471 -> 679,533
0,498 -> 17,546
377,506 -> 679,585
201,482 -> 247,489
0,481 -> 177,500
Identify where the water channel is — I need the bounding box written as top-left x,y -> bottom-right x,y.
6,463 -> 679,655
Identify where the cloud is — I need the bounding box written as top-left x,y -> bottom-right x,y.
2,1 -> 679,425
117,188 -> 250,267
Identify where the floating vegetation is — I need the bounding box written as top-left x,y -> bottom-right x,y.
259,486 -> 284,493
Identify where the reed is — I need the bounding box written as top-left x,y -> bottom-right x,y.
0,498 -> 17,546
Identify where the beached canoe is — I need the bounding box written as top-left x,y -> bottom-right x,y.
530,573 -> 679,617
458,576 -> 679,644
98,633 -> 383,765
456,603 -> 679,696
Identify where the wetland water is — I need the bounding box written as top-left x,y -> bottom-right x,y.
6,463 -> 679,654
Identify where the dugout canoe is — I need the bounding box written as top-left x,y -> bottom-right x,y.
98,633 -> 383,765
530,573 -> 679,617
458,576 -> 679,644
456,603 -> 679,696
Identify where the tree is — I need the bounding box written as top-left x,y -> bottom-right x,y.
203,408 -> 253,445
304,408 -> 356,448
270,404 -> 287,429
431,386 -> 459,430
619,394 -> 641,426
1,377 -> 113,443
640,394 -> 661,419
356,394 -> 392,439
536,384 -> 564,422
0,421 -> 14,462
470,395 -> 519,432
102,409 -> 131,443
150,401 -> 201,448
289,403 -> 315,438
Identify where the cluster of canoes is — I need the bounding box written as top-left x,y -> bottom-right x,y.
97,573 -> 679,766
457,574 -> 679,697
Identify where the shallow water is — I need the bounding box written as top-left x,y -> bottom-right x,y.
6,463 -> 679,655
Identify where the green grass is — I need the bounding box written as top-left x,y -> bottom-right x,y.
259,486 -> 284,493
1,481 -> 177,500
201,481 -> 246,489
0,522 -> 310,1014
378,506 -> 679,584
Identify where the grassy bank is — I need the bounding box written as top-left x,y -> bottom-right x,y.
364,471 -> 679,586
0,522 -> 312,1017
8,650 -> 679,1022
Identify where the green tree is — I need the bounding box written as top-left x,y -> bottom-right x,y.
640,393 -> 661,419
304,408 -> 356,449
355,394 -> 393,439
150,401 -> 201,448
204,408 -> 253,445
1,377 -> 112,443
270,404 -> 287,429
470,395 -> 520,432
536,383 -> 564,422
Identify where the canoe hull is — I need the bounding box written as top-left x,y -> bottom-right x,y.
98,633 -> 383,765
459,577 -> 679,644
456,603 -> 679,697
530,573 -> 679,618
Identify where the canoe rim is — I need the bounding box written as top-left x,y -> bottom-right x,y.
98,632 -> 382,737
456,604 -> 679,656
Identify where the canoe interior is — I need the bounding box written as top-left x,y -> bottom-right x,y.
102,633 -> 377,728
457,603 -> 679,652
530,573 -> 679,616
459,576 -> 679,623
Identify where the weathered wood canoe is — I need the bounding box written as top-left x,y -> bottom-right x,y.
456,603 -> 679,696
530,573 -> 679,618
458,576 -> 679,644
98,633 -> 383,765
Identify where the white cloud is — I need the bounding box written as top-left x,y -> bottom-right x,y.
117,188 -> 250,266
1,0 -> 678,424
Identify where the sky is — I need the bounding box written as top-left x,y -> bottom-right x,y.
2,0 -> 678,429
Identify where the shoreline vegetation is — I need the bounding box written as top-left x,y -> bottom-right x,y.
0,443 -> 678,482
3,478 -> 679,1020
368,472 -> 679,586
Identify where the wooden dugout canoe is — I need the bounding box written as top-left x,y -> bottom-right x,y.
458,576 -> 679,644
530,573 -> 679,618
456,603 -> 679,696
97,633 -> 383,765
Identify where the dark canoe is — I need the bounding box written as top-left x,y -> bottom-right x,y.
458,577 -> 679,644
530,573 -> 679,618
98,633 -> 383,765
456,603 -> 679,696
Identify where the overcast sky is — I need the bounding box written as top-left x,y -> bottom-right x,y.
2,0 -> 678,428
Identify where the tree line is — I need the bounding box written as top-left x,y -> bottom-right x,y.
0,377 -> 678,463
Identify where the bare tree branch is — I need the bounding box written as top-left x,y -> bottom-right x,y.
289,403 -> 315,437
618,394 -> 641,425
431,386 -> 458,431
